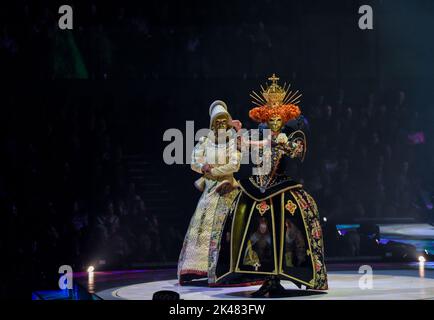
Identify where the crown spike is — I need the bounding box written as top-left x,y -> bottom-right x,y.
251,100 -> 263,107
284,90 -> 299,104
251,91 -> 266,103
283,89 -> 293,102
250,94 -> 265,105
289,93 -> 303,103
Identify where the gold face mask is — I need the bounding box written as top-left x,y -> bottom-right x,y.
267,115 -> 283,133
213,116 -> 228,131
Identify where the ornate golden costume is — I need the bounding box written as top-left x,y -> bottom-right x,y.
213,75 -> 328,292
177,101 -> 242,285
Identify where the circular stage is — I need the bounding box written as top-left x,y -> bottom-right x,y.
96,270 -> 434,300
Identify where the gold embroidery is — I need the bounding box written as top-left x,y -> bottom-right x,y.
256,201 -> 270,215
285,200 -> 297,215
243,240 -> 261,270
239,183 -> 303,202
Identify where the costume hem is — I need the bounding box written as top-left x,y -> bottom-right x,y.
210,280 -> 265,287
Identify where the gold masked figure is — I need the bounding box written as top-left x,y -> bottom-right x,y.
177,100 -> 241,285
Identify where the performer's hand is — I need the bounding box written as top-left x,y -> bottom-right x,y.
202,164 -> 212,174
231,120 -> 242,132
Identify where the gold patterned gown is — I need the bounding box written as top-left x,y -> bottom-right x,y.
177,133 -> 241,285
213,130 -> 328,290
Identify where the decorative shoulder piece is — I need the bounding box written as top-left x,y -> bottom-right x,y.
287,130 -> 307,161
273,130 -> 306,161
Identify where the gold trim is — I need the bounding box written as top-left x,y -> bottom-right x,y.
270,199 -> 278,274
215,191 -> 242,282
215,270 -> 232,283
238,183 -> 303,202
235,270 -> 277,275
235,200 -> 257,272
234,199 -> 278,275
281,272 -> 312,287
288,190 -> 316,287
217,188 -> 319,286
229,192 -> 242,270
279,192 -> 312,287
279,193 -> 284,273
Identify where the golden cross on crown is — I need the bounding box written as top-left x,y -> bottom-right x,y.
268,73 -> 280,85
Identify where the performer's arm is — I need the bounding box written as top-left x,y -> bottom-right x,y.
210,142 -> 241,177
191,137 -> 207,174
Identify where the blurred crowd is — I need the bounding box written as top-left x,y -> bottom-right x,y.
4,1 -> 312,79
301,91 -> 432,223
12,103 -> 184,289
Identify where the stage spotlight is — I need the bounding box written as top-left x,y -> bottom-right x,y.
87,266 -> 95,272
418,256 -> 426,263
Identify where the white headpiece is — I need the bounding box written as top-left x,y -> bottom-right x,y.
209,100 -> 232,129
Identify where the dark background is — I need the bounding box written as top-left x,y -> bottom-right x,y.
1,0 -> 433,292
